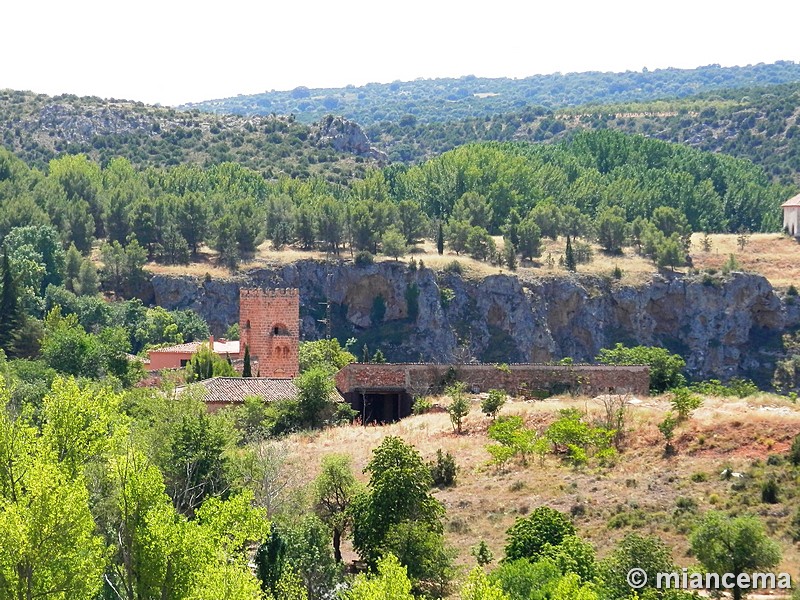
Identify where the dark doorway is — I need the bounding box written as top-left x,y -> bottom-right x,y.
347,388 -> 412,424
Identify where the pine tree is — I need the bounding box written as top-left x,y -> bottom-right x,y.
0,246 -> 21,353
436,222 -> 444,255
565,235 -> 577,272
243,344 -> 252,377
372,349 -> 386,364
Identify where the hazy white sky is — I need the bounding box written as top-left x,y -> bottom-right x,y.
4,0 -> 799,106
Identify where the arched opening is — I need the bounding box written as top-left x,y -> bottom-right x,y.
245,320 -> 251,329
272,323 -> 290,336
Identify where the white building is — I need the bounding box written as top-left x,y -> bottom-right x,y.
782,192 -> 800,237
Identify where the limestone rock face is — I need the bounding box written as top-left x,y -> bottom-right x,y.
310,115 -> 388,162
151,262 -> 793,384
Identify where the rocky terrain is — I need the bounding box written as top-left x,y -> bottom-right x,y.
150,261 -> 798,384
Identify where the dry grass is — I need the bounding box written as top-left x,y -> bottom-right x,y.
141,232 -> 800,292
279,394 -> 800,588
690,232 -> 800,289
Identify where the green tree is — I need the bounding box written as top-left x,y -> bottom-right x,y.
482,389 -> 507,420
381,227 -> 407,260
446,382 -> 470,434
446,220 -> 471,255
461,568 -> 510,600
0,247 -> 22,355
517,217 -> 542,260
185,343 -> 237,381
344,554 -> 414,600
564,235 -> 577,272
529,203 -> 563,240
77,257 -> 99,296
503,240 -> 517,271
295,366 -> 337,428
596,206 -> 627,253
176,192 -> 209,257
596,343 -> 686,393
313,454 -> 361,562
504,507 -> 576,562
396,200 -> 427,245
436,222 -> 444,255
691,512 -> 781,600
243,344 -> 252,377
351,436 -> 445,567
298,339 -> 356,373
466,226 -> 495,261
598,533 -> 676,600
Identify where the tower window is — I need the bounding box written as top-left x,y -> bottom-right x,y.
272,323 -> 290,336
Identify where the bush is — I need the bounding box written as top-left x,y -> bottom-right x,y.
504,507 -> 575,562
481,389 -> 507,420
762,478 -> 780,504
790,434 -> 800,466
412,396 -> 433,415
429,449 -> 457,487
443,260 -> 463,274
670,387 -> 702,421
446,382 -> 470,434
354,250 -> 374,266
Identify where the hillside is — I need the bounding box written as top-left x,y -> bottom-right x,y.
366,82 -> 800,185
0,90 -> 383,183
279,392 -> 800,592
180,61 -> 800,125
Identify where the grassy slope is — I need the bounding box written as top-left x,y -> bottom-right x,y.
280,393 -> 800,592
145,233 -> 800,291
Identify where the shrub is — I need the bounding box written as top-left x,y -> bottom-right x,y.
790,434 -> 800,466
412,396 -> 433,415
471,540 -> 494,567
429,449 -> 457,487
439,287 -> 456,308
762,478 -> 780,504
443,260 -> 463,274
354,250 -> 374,266
670,387 -> 702,421
446,382 -> 470,434
481,389 -> 507,420
504,507 -> 575,562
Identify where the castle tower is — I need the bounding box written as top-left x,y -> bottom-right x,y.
239,288 -> 300,378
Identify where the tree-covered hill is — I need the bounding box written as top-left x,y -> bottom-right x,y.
180,61 -> 800,125
0,90 -> 382,184
366,82 -> 800,186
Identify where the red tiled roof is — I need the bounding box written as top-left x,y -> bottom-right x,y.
781,193 -> 800,208
177,377 -> 344,405
149,341 -> 202,354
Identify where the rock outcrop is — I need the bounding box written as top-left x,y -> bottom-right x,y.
310,115 -> 388,162
151,261 -> 797,384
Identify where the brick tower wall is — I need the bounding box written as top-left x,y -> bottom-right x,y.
239,288 -> 300,378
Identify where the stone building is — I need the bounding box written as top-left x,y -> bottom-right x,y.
335,363 -> 650,423
239,288 -> 300,378
782,192 -> 800,236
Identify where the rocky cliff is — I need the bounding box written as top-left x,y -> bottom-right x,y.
150,261 -> 799,384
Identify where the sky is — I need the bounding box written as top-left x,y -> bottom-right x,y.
4,0 -> 800,106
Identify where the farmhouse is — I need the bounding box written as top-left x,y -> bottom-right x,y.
781,192 -> 800,236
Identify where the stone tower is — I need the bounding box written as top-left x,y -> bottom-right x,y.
239,288 -> 300,378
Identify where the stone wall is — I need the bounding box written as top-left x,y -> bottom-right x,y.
239,288 -> 300,378
335,363 -> 650,398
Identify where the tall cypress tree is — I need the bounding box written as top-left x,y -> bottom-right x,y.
0,246 -> 21,353
436,222 -> 444,255
242,344 -> 252,377
565,235 -> 577,272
